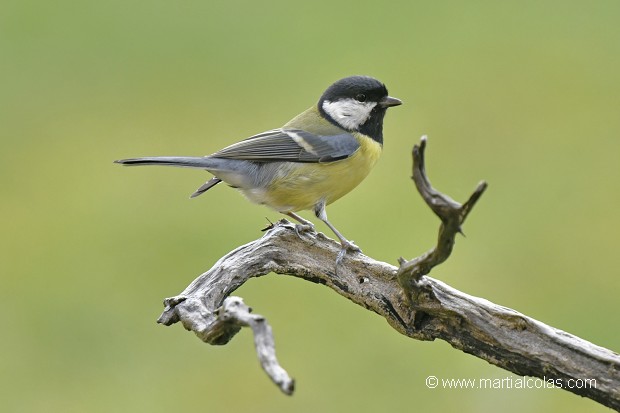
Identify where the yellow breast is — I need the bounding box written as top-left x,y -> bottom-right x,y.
262,134 -> 382,212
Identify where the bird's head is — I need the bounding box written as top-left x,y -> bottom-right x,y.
318,75 -> 402,144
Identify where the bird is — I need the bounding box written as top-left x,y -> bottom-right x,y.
115,75 -> 402,263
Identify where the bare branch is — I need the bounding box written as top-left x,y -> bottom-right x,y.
217,297 -> 294,395
155,137 -> 620,410
397,135 -> 487,293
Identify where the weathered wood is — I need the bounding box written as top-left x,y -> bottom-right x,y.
156,137 -> 620,410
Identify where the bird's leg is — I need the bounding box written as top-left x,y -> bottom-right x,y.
313,200 -> 361,264
284,212 -> 316,238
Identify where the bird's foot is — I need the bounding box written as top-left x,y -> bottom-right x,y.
294,223 -> 315,239
336,240 -> 362,266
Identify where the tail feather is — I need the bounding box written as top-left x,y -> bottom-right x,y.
114,156 -> 213,168
190,177 -> 222,198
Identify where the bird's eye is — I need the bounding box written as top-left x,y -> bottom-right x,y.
355,94 -> 367,102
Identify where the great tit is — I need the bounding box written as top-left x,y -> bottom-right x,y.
116,75 -> 402,262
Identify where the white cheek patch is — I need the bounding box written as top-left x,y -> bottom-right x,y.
322,99 -> 377,130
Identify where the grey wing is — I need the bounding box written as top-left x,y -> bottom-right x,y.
210,129 -> 360,163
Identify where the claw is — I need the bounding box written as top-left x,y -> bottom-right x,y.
294,223 -> 315,238
336,249 -> 347,266
335,240 -> 362,266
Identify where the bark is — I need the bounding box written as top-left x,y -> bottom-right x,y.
156,137 -> 620,410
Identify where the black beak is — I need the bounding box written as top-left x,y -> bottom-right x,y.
379,96 -> 402,108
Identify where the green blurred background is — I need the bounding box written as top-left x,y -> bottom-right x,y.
2,0 -> 619,411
